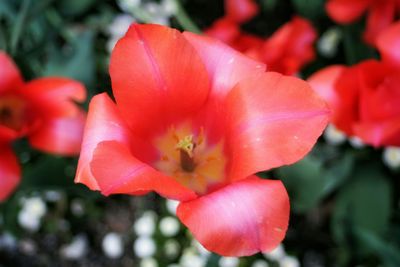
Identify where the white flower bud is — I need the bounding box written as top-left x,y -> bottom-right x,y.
263,244 -> 286,261
140,257 -> 159,267
279,256 -> 300,267
18,210 -> 41,232
219,257 -> 240,267
318,27 -> 341,58
180,248 -> 206,267
22,196 -> 47,218
159,216 -> 180,237
133,236 -> 156,258
166,199 -> 179,215
251,259 -> 270,267
349,136 -> 365,148
383,146 -> 400,169
108,14 -> 135,37
191,239 -> 211,256
323,124 -> 346,145
102,232 -> 124,259
118,0 -> 141,12
164,239 -> 180,258
134,211 -> 156,236
60,234 -> 88,260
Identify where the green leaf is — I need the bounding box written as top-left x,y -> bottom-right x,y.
19,155 -> 74,189
57,0 -> 96,17
342,23 -> 377,65
354,228 -> 400,267
291,0 -> 325,19
260,0 -> 279,11
10,0 -> 31,54
0,0 -> 16,20
332,167 -> 392,248
278,153 -> 353,213
279,156 -> 325,213
43,30 -> 95,87
205,253 -> 221,267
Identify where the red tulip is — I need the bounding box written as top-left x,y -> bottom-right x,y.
205,17 -> 264,60
0,51 -> 86,201
75,24 -> 329,256
225,0 -> 259,23
261,16 -> 317,75
308,22 -> 400,147
206,16 -> 317,75
376,20 -> 400,68
326,0 -> 400,45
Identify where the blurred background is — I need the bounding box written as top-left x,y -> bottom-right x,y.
0,0 -> 399,266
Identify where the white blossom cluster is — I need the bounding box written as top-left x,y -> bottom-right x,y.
18,196 -> 47,232
134,211 -> 158,265
107,0 -> 178,53
264,245 -> 300,267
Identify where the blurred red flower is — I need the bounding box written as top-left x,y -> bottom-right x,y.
261,16 -> 317,75
225,0 -> 259,23
205,17 -> 264,59
0,51 -> 86,201
206,16 -> 317,75
326,0 -> 400,45
308,22 -> 400,147
75,24 -> 329,256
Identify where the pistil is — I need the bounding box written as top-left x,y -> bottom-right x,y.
0,96 -> 27,131
176,135 -> 196,172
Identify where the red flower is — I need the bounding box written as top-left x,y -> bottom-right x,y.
261,16 -> 317,75
205,17 -> 264,60
325,0 -> 400,45
308,22 -> 400,147
206,16 -> 317,75
0,51 -> 86,201
75,24 -> 329,256
225,0 -> 259,23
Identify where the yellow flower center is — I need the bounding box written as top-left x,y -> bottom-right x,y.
154,123 -> 226,194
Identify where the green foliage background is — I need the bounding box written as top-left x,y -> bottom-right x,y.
0,0 -> 399,266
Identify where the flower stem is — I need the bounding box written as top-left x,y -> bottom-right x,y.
10,0 -> 31,54
172,0 -> 201,34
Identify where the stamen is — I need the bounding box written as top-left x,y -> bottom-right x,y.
176,135 -> 195,157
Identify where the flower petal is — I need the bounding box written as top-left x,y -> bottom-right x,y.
353,119 -> 400,147
307,65 -> 345,110
0,51 -> 23,94
183,31 -> 265,100
75,93 -> 134,190
326,0 -> 371,23
182,33 -> 265,143
225,0 -> 259,23
376,21 -> 400,67
110,24 -> 210,137
225,72 -> 330,180
205,17 -> 241,45
177,176 -> 289,256
21,77 -> 86,118
261,16 -> 317,75
309,65 -> 360,136
364,0 -> 396,45
28,110 -> 86,156
0,145 -> 21,202
357,60 -> 400,122
0,125 -> 19,142
90,141 -> 197,201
